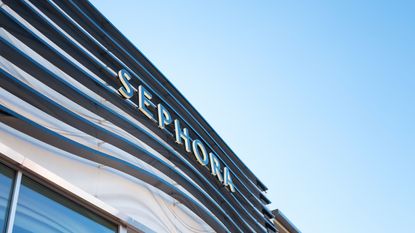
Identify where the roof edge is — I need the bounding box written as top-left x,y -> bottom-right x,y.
272,209 -> 301,233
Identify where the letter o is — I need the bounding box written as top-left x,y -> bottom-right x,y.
192,139 -> 209,166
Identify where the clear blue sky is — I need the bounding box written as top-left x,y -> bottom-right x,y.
90,1 -> 415,232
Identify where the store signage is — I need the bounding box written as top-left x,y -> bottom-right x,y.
116,69 -> 236,192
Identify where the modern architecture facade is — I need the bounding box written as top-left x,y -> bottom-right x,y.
0,0 -> 298,232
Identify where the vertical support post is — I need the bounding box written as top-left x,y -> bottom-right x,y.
118,225 -> 128,233
6,170 -> 22,233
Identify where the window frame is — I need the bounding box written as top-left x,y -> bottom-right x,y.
0,161 -> 17,233
0,158 -> 130,233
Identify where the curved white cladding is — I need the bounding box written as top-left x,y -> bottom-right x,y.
0,27 -> 211,203
0,11 -> 216,233
0,0 -> 276,232
0,125 -> 214,233
0,53 -> 195,187
0,46 -> 214,232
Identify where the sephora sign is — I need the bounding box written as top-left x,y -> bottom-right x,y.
116,69 -> 236,192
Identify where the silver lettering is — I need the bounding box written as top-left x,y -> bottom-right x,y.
157,103 -> 172,129
117,69 -> 134,99
192,139 -> 209,166
223,167 -> 235,192
209,152 -> 223,182
174,119 -> 192,152
138,85 -> 156,121
117,71 -> 236,192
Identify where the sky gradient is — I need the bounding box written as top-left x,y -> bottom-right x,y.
90,1 -> 415,232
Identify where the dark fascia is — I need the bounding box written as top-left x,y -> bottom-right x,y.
74,0 -> 269,192
272,209 -> 301,233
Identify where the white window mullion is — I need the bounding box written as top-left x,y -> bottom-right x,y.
5,170 -> 22,233
118,225 -> 127,233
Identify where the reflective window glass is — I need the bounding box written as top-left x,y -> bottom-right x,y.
13,176 -> 117,233
0,162 -> 14,232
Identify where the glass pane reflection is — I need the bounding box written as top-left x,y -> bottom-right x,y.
0,162 -> 14,232
13,176 -> 116,233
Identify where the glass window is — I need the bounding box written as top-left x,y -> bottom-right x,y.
13,176 -> 117,233
0,162 -> 14,232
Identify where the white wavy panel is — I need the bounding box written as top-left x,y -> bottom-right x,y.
0,74 -> 203,209
0,8 -> 207,186
1,3 -> 224,231
0,38 -> 217,229
0,28 -> 208,201
0,53 -> 209,204
0,125 -> 214,233
3,2 -> 264,202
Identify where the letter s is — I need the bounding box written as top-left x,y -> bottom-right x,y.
117,69 -> 134,99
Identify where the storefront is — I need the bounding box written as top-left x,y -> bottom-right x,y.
0,0 -> 296,232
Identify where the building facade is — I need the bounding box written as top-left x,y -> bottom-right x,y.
0,0 -> 297,232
